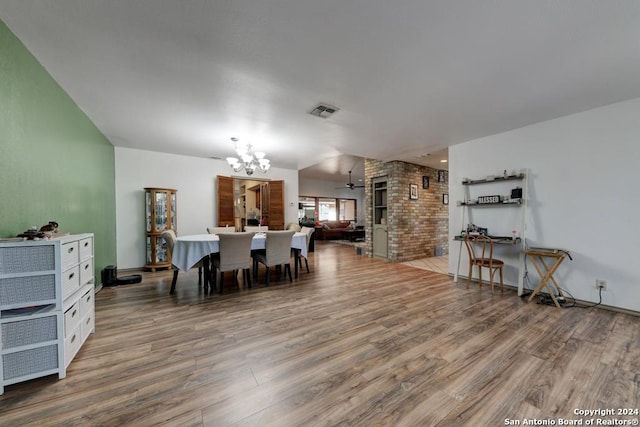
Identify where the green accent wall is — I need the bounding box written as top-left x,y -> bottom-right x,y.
0,19 -> 116,283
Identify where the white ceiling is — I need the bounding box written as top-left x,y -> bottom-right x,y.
2,1 -> 640,184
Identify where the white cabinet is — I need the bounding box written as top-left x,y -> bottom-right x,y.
0,233 -> 95,394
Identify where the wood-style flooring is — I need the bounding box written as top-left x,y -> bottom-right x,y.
1,242 -> 638,426
401,255 -> 449,275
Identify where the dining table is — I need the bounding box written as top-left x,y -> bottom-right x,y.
172,232 -> 308,287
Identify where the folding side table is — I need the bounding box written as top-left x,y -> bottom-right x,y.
526,248 -> 571,308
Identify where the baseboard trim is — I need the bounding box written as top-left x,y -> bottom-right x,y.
449,273 -> 640,317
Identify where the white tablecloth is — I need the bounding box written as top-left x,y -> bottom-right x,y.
172,232 -> 307,271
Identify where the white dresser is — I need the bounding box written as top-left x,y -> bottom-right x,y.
0,233 -> 95,394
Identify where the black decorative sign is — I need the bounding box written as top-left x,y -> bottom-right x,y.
477,195 -> 501,204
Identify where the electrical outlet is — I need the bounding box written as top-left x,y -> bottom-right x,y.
596,279 -> 607,290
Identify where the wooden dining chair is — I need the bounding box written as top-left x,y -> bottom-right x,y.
297,226 -> 315,273
161,230 -> 205,294
463,234 -> 504,294
252,230 -> 295,285
211,232 -> 254,293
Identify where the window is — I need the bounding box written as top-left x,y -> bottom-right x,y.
298,196 -> 357,222
318,198 -> 336,221
339,199 -> 356,220
298,197 -> 316,222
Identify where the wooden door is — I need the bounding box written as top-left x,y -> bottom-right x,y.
372,177 -> 388,258
267,180 -> 285,230
216,175 -> 235,227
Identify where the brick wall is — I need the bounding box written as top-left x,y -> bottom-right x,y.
364,159 -> 449,262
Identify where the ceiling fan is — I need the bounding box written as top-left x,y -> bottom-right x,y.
339,171 -> 365,190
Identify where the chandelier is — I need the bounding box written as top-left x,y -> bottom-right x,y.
226,137 -> 271,176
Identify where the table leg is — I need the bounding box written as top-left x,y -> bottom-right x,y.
293,248 -> 300,279
203,255 -> 211,292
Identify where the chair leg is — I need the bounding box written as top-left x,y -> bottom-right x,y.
265,266 -> 270,285
245,268 -> 252,289
467,263 -> 473,288
219,271 -> 224,294
198,267 -> 202,286
489,268 -> 495,295
499,267 -> 504,293
170,269 -> 179,294
286,263 -> 292,282
304,257 -> 309,273
478,266 -> 483,288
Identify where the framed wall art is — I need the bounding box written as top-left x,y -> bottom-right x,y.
409,184 -> 418,200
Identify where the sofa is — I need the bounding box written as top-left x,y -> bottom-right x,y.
314,220 -> 356,240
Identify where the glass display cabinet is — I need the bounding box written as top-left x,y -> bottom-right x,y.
144,187 -> 177,271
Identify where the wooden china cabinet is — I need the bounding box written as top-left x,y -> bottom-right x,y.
144,187 -> 177,271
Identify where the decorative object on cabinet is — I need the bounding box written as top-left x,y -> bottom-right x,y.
0,233 -> 95,395
39,221 -> 59,232
454,171 -> 527,296
409,184 -> 418,200
422,176 -> 429,189
144,187 -> 177,271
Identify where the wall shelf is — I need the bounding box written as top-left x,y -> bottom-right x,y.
458,200 -> 522,207
454,171 -> 528,296
462,174 -> 525,185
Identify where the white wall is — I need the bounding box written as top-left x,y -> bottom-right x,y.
298,177 -> 365,224
449,98 -> 640,312
115,147 -> 299,269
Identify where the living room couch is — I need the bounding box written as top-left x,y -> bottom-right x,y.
314,220 -> 355,240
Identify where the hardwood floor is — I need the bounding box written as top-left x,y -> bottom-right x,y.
1,242 -> 638,426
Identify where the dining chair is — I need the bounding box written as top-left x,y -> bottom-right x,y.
161,229 -> 206,294
211,232 -> 255,293
286,222 -> 301,232
245,226 -> 268,232
252,230 -> 295,285
463,234 -> 504,294
297,226 -> 315,273
207,226 -> 236,234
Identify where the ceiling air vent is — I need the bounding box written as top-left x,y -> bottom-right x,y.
309,103 -> 339,119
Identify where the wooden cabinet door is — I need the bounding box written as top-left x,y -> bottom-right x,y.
267,180 -> 285,230
217,175 -> 235,227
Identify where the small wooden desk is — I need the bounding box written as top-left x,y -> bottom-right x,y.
526,248 -> 570,308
